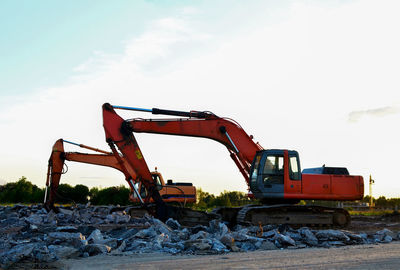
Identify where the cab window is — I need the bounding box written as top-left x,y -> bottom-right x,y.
138,183 -> 147,198
262,155 -> 284,185
250,154 -> 262,185
152,174 -> 162,186
289,156 -> 301,180
263,156 -> 284,174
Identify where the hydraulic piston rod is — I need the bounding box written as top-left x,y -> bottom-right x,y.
63,139 -> 112,155
111,104 -> 214,119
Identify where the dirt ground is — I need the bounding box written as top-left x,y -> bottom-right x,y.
54,242 -> 400,270
347,213 -> 400,233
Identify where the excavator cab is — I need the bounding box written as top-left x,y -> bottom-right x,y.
249,149 -> 301,201
131,172 -> 164,200
152,173 -> 164,191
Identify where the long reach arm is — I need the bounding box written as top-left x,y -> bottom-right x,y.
103,104 -> 263,187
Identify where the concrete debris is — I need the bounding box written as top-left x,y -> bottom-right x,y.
299,227 -> 319,246
219,234 -> 235,248
189,230 -> 210,241
261,229 -> 278,239
58,208 -> 74,216
260,240 -> 278,250
48,245 -> 80,259
315,229 -> 350,242
375,228 -> 397,240
165,218 -> 181,230
274,233 -> 296,247
134,226 -> 158,239
83,244 -> 112,256
56,225 -> 78,232
0,204 -> 399,269
231,231 -> 251,241
47,231 -> 85,242
25,213 -> 44,225
87,229 -> 104,243
46,231 -> 87,249
184,239 -> 212,251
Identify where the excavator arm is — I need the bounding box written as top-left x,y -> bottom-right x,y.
102,104 -> 170,219
104,104 -> 263,187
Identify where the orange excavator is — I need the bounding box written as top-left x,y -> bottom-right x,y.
44,139 -> 196,211
102,103 -> 364,226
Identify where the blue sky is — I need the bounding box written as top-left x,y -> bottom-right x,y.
0,0 -> 399,198
0,0 -> 283,95
0,0 -> 176,95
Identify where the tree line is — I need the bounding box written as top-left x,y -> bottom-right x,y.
1,177 -> 400,210
0,177 -> 253,207
361,195 -> 400,209
0,176 -> 131,205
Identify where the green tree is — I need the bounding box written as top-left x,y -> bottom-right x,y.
0,176 -> 45,203
214,191 -> 232,207
90,185 -> 130,205
31,185 -> 45,203
376,196 -> 388,208
193,189 -> 252,210
89,187 -> 99,201
72,184 -> 89,203
57,183 -> 75,204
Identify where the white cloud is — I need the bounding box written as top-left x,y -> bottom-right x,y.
348,106 -> 400,122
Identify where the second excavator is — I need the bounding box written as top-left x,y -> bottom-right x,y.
44,139 -> 196,211
102,103 -> 364,227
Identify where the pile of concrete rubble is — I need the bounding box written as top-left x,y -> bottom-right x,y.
1,204 -> 399,269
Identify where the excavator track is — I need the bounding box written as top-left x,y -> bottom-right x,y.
235,204 -> 351,228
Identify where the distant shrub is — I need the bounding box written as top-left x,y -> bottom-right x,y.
193,188 -> 252,211
90,185 -> 130,205
0,176 -> 44,203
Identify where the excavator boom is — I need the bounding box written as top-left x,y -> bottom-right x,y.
106,104 -> 262,187
128,117 -> 263,185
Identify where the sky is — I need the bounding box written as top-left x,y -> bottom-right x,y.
0,0 -> 399,198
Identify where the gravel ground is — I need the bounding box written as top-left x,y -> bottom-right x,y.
54,241 -> 400,270
3,205 -> 400,270
51,214 -> 400,270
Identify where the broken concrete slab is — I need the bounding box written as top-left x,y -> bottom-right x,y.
48,245 -> 80,259
83,244 -> 111,256
315,230 -> 350,242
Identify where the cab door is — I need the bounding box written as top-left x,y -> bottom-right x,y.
284,150 -> 302,196
258,150 -> 285,197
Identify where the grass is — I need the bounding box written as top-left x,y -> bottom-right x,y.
0,203 -> 32,206
0,203 -> 75,207
349,209 -> 395,216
